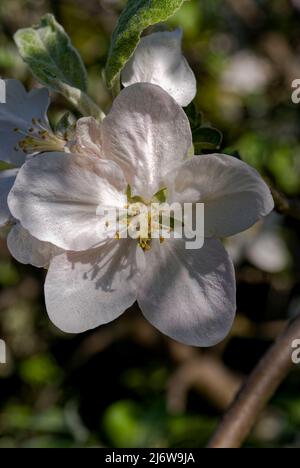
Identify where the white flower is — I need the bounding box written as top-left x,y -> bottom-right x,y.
0,79 -> 66,166
8,83 -> 274,346
0,79 -> 65,266
226,213 -> 290,273
221,51 -> 272,95
121,29 -> 196,107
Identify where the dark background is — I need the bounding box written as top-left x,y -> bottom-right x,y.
1,0 -> 300,448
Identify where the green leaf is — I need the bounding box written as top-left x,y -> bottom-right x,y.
105,0 -> 189,88
14,15 -> 105,121
55,111 -> 76,138
14,14 -> 88,92
193,127 -> 223,153
184,102 -> 203,131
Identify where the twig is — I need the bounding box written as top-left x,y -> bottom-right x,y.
224,0 -> 263,26
167,356 -> 242,413
207,315 -> 300,448
260,33 -> 300,83
271,186 -> 300,221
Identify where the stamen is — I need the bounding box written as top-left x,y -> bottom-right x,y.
139,238 -> 152,251
13,117 -> 67,154
114,186 -> 177,251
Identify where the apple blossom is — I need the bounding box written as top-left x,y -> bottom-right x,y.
8,83 -> 274,346
0,79 -> 66,167
121,29 -> 196,107
0,79 -> 68,226
226,213 -> 290,273
0,79 -> 66,266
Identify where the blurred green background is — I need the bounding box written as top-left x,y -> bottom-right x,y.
1,0 -> 300,448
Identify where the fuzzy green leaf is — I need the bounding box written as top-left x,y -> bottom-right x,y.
14,14 -> 88,93
105,0 -> 189,88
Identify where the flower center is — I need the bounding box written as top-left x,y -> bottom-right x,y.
14,118 -> 67,155
114,185 -> 173,251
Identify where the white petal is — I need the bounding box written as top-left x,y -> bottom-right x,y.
102,83 -> 192,200
8,152 -> 127,251
138,238 -> 236,347
0,169 -> 18,226
7,223 -> 61,268
69,117 -> 103,158
121,29 -> 196,107
44,240 -> 144,333
166,154 -> 274,238
0,80 -> 50,166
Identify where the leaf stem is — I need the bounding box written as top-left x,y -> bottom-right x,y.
111,76 -> 121,98
55,81 -> 106,122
